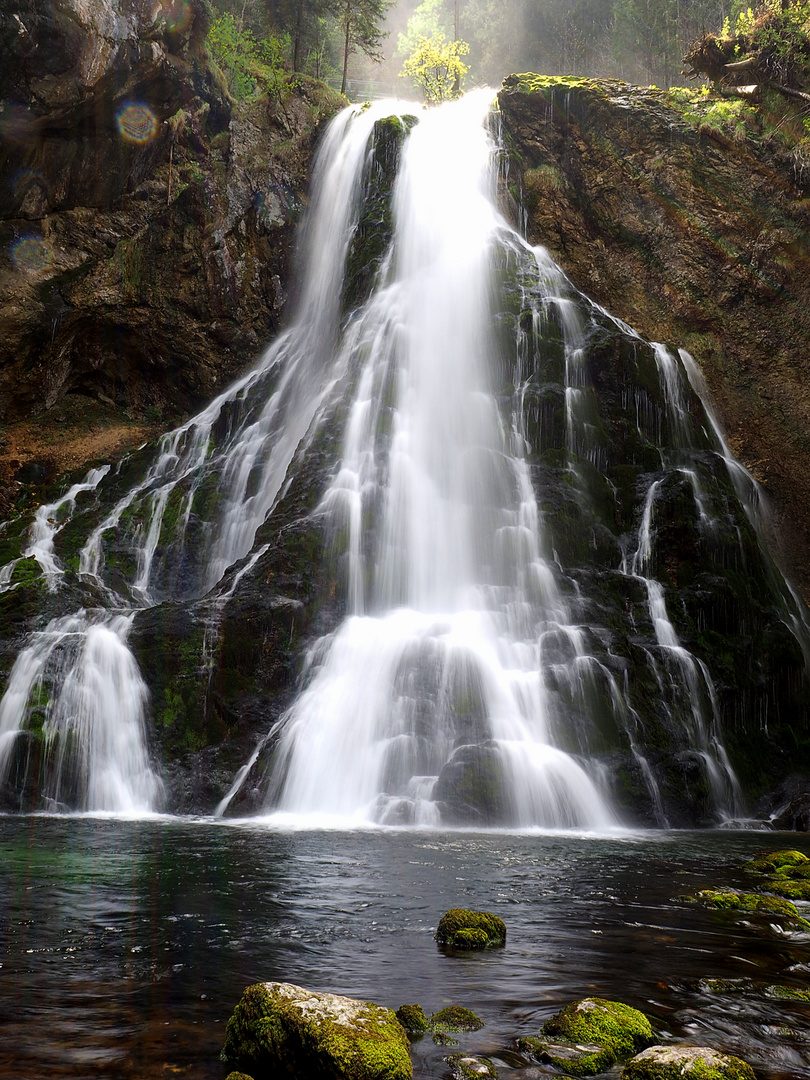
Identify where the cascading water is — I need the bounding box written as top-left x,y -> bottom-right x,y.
0,90 -> 807,824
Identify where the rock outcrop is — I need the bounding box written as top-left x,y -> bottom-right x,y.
0,0 -> 343,500
498,76 -> 810,602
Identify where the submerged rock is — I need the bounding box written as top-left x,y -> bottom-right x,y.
622,1044 -> 755,1080
221,982 -> 412,1080
435,909 -> 506,949
520,997 -> 654,1076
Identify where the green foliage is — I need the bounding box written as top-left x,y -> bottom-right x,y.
400,35 -> 469,103
206,13 -> 290,100
666,85 -> 757,141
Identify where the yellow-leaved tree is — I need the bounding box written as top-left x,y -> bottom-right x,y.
401,35 -> 469,104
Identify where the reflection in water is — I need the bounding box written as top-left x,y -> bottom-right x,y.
0,820 -> 809,1078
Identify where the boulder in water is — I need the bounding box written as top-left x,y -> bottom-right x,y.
773,794 -> 810,830
435,909 -> 506,949
445,1054 -> 498,1079
520,997 -> 654,1075
394,1004 -> 430,1034
621,1044 -> 755,1079
430,1006 -> 484,1034
221,982 -> 412,1080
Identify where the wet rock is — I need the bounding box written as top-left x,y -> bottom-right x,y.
676,889 -> 810,926
622,1044 -> 755,1080
395,1004 -> 430,1034
435,909 -> 506,949
430,1006 -> 484,1033
221,981 -> 412,1080
520,997 -> 654,1076
445,1055 -> 498,1079
0,0 -> 344,433
773,793 -> 810,831
742,848 -> 809,873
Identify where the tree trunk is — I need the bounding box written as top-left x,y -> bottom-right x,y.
293,0 -> 304,72
341,10 -> 350,96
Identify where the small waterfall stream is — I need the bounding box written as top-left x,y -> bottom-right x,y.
0,90 -> 806,824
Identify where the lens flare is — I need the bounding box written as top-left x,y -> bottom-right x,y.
161,0 -> 192,32
116,103 -> 158,144
11,236 -> 53,272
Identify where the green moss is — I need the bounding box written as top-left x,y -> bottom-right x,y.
445,1054 -> 498,1079
395,1004 -> 429,1034
9,556 -> 44,590
222,982 -> 412,1080
681,889 -> 810,926
429,1007 -> 483,1033
765,878 -> 810,901
764,984 -> 810,1002
541,998 -> 654,1061
742,849 -> 809,873
517,1036 -> 616,1076
452,928 -> 489,949
504,73 -> 607,95
435,909 -> 506,948
621,1045 -> 756,1080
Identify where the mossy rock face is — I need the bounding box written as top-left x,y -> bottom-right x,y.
430,1006 -> 484,1033
621,1044 -> 756,1080
445,1054 -> 498,1079
435,909 -> 506,949
225,1073 -> 256,1080
540,998 -> 654,1071
395,1004 -> 429,1034
221,982 -> 412,1080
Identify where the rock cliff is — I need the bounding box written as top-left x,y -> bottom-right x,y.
0,0 -> 343,507
498,76 -> 810,602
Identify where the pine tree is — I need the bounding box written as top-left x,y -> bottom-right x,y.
327,0 -> 393,95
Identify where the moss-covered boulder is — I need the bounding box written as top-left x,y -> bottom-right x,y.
622,1045 -> 755,1080
435,909 -> 506,949
742,849 -> 809,873
520,998 -> 654,1076
221,982 -> 412,1080
679,889 -> 810,926
445,1054 -> 498,1079
395,1004 -> 430,1034
430,1007 -> 484,1033
517,1036 -> 615,1076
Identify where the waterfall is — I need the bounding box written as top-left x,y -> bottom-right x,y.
0,89 -> 807,824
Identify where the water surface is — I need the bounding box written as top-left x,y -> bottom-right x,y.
1,819 -> 809,1078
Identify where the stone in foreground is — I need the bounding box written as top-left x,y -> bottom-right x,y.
221,982 -> 412,1080
435,909 -> 506,948
622,1044 -> 756,1080
446,1054 -> 498,1079
520,997 -> 654,1075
